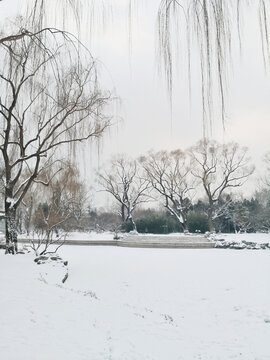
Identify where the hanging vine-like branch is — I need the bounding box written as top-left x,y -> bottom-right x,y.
8,0 -> 270,132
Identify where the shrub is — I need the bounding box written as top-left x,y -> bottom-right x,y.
126,214 -> 183,234
187,212 -> 209,233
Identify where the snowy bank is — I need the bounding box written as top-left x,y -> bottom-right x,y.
1,245 -> 270,359
212,233 -> 270,250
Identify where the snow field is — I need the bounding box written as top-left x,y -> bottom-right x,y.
0,235 -> 270,359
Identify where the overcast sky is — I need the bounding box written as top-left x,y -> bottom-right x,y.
1,0 -> 270,203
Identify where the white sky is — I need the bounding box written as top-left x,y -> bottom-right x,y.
1,0 -> 270,203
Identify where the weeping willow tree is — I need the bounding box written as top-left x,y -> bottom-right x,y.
0,7 -> 112,253
2,0 -> 270,130
11,0 -> 269,132
158,0 -> 270,132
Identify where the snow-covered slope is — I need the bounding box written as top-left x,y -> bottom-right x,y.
1,237 -> 270,359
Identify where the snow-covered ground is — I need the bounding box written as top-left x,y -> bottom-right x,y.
213,232 -> 270,244
13,230 -> 115,241
212,232 -> 270,249
66,231 -> 115,241
0,233 -> 270,359
14,230 -> 206,242
12,230 -> 270,242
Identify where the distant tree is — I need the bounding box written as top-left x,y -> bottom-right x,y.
263,152 -> 270,187
32,163 -> 87,232
126,209 -> 182,234
140,150 -> 195,232
253,188 -> 270,232
97,156 -> 150,232
257,207 -> 270,233
30,200 -> 67,256
93,211 -> 122,233
189,140 -> 254,232
20,188 -> 35,236
187,212 -> 209,234
230,202 -> 252,233
0,25 -> 111,253
192,199 -> 209,213
30,164 -> 87,254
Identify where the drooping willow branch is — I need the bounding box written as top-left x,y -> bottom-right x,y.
158,0 -> 270,132
14,0 -> 270,133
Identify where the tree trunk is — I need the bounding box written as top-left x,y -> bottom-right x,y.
120,203 -> 126,231
208,206 -> 215,233
121,203 -> 125,222
5,205 -> 18,254
129,216 -> 137,232
182,218 -> 189,233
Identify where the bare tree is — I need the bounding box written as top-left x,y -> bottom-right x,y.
98,156 -> 150,232
252,188 -> 270,232
27,163 -> 87,254
30,203 -> 67,256
140,149 -> 195,232
263,152 -> 270,187
189,139 -> 254,232
48,163 -> 88,232
0,26 -> 111,253
230,202 -> 251,234
24,162 -> 87,230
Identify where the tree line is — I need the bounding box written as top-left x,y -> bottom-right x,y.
0,139 -> 269,250
98,140 -> 270,234
1,0 -> 270,253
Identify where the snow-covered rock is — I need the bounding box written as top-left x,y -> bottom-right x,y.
212,233 -> 270,250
